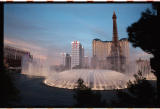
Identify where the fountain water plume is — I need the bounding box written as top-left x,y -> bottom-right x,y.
21,54 -> 156,90
21,54 -> 50,77
44,69 -> 132,90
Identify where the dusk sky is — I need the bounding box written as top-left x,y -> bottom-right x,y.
4,3 -> 152,65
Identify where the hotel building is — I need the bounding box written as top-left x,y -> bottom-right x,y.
71,41 -> 83,69
92,12 -> 129,72
4,45 -> 32,67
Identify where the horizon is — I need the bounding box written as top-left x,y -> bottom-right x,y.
4,3 -> 153,65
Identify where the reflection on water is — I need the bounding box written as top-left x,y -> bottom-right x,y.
14,73 -> 117,107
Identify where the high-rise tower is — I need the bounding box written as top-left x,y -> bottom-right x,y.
71,41 -> 83,69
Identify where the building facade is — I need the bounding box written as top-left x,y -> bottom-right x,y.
82,56 -> 89,68
65,53 -> 71,69
4,45 -> 32,67
71,41 -> 83,69
136,58 -> 151,75
61,52 -> 66,66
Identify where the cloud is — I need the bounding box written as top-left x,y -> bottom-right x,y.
4,14 -> 46,32
4,38 -> 44,52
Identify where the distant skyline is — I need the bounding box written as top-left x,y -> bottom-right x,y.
4,3 -> 152,65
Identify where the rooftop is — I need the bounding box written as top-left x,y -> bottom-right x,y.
93,38 -> 128,42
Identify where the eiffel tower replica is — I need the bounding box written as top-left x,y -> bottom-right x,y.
107,12 -> 126,72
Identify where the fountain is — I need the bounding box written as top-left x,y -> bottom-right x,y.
21,54 -> 50,77
44,69 -> 132,90
21,54 -> 152,90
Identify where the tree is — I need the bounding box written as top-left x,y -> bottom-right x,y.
127,3 -> 160,106
111,71 -> 156,107
73,78 -> 106,107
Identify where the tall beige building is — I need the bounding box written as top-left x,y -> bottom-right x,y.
92,38 -> 129,69
91,12 -> 129,72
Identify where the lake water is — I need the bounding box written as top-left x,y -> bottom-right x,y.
13,73 -> 117,107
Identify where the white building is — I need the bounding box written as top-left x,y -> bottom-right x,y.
71,41 -> 83,69
60,52 -> 66,66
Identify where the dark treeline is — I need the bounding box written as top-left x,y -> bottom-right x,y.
73,72 -> 156,107
73,78 -> 107,107
127,2 -> 160,106
0,66 -> 20,107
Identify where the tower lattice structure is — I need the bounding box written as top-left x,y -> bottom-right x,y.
107,12 -> 126,72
